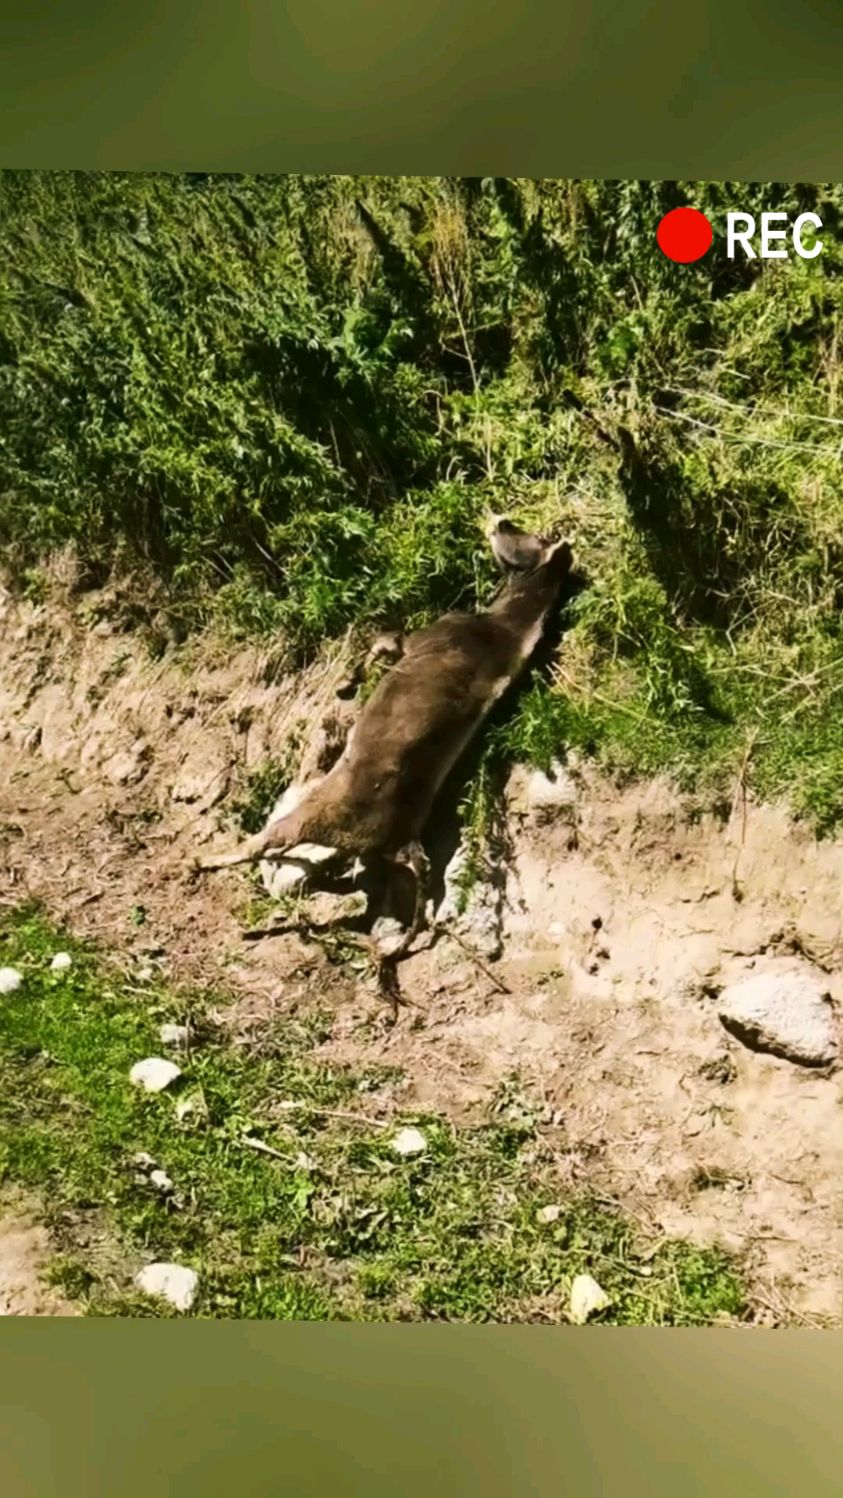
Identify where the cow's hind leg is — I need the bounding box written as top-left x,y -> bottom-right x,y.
374,842 -> 430,1017
392,841 -> 430,955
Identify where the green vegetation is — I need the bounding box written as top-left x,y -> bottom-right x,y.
0,906 -> 745,1322
229,734 -> 305,835
3,174 -> 843,829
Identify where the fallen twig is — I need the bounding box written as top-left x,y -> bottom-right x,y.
655,404 -> 837,456
729,727 -> 759,900
239,1136 -> 289,1162
442,927 -> 512,994
274,1102 -> 389,1130
672,385 -> 843,429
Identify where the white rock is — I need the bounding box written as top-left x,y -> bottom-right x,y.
295,1152 -> 318,1172
0,967 -> 23,996
131,1151 -> 157,1171
392,1127 -> 427,1157
159,1023 -> 190,1048
436,841 -> 504,962
135,1262 -> 198,1312
149,1169 -> 174,1194
537,1204 -> 563,1225
49,952 -> 73,973
103,744 -> 150,787
129,1058 -> 182,1093
136,966 -> 155,983
717,969 -> 838,1068
569,1273 -> 611,1324
171,745 -> 229,808
525,762 -> 578,821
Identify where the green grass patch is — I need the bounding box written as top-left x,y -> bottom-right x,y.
228,732 -> 305,835
0,905 -> 745,1323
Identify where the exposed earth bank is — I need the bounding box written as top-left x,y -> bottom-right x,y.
1,572 -> 840,1325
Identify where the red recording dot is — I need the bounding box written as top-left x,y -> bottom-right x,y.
656,207 -> 713,264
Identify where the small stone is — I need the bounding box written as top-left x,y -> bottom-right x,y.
129,1058 -> 182,1093
49,952 -> 73,973
436,841 -> 504,962
131,1151 -> 157,1171
537,1204 -> 563,1225
135,1262 -> 198,1313
171,746 -> 229,808
569,1273 -> 612,1324
525,763 -> 578,822
306,890 -> 367,927
136,966 -> 155,983
159,1023 -> 190,1048
392,1127 -> 427,1157
717,969 -> 838,1068
295,1152 -> 317,1172
0,967 -> 23,996
149,1169 -> 174,1195
104,743 -> 150,787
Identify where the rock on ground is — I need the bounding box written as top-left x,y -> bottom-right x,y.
507,760 -> 579,825
437,842 -> 503,962
171,745 -> 230,809
717,968 -> 838,1068
102,742 -> 151,787
135,1262 -> 198,1312
391,1127 -> 427,1157
129,1058 -> 182,1093
159,1023 -> 190,1048
569,1274 -> 611,1324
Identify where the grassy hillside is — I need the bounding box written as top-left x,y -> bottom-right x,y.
3,173 -> 843,830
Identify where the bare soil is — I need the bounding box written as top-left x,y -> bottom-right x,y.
1,571 -> 840,1325
0,1195 -> 77,1316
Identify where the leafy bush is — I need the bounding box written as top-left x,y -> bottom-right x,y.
3,173 -> 843,826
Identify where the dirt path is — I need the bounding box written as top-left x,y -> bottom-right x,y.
1,575 -> 840,1324
0,1200 -> 77,1316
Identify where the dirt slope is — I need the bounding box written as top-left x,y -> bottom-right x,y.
0,573 -> 840,1324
